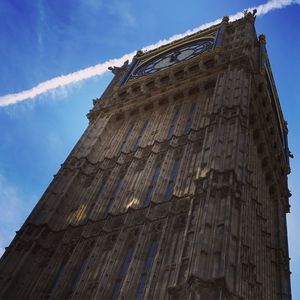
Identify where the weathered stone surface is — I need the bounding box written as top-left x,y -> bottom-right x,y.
0,13 -> 291,300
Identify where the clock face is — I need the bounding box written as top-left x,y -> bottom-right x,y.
132,38 -> 214,77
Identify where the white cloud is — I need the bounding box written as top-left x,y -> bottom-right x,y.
0,53 -> 135,107
0,0 -> 297,107
256,0 -> 296,14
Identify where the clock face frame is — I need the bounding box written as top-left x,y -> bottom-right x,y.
131,38 -> 215,78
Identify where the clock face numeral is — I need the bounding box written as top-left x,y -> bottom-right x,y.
132,38 -> 214,77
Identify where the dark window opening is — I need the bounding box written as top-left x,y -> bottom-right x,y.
133,120 -> 148,151
165,159 -> 181,201
144,165 -> 161,207
167,108 -> 180,140
135,240 -> 158,300
111,246 -> 134,300
118,125 -> 134,156
104,178 -> 124,217
184,103 -> 196,135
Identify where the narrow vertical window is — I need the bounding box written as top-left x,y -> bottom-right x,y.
133,120 -> 148,151
67,256 -> 89,298
135,240 -> 158,300
118,125 -> 133,156
85,181 -> 106,222
143,165 -> 160,207
111,246 -> 134,300
104,178 -> 124,217
165,159 -> 180,201
48,260 -> 67,297
166,108 -> 180,140
184,103 -> 196,135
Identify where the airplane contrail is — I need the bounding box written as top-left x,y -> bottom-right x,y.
0,0 -> 297,107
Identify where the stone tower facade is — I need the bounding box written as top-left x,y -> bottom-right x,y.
0,13 -> 292,300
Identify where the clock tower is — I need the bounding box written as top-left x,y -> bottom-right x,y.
0,12 -> 292,300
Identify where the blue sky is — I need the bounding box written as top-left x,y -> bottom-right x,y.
0,0 -> 299,297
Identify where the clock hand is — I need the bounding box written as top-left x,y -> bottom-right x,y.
169,51 -> 181,63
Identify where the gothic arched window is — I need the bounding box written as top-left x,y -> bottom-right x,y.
133,120 -> 149,151
104,177 -> 124,217
111,246 -> 134,300
166,108 -> 180,140
144,165 -> 161,207
117,124 -> 134,156
165,158 -> 181,201
135,240 -> 158,300
85,179 -> 106,222
184,103 -> 196,135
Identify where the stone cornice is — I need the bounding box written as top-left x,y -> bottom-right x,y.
11,195 -> 193,247
65,108 -> 249,176
88,49 -> 258,123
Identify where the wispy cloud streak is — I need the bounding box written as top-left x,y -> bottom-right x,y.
0,0 -> 297,107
